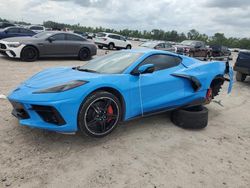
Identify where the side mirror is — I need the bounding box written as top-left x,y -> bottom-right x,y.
4,30 -> 8,34
132,64 -> 155,75
48,36 -> 55,42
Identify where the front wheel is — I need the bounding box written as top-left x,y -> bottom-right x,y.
126,45 -> 132,49
21,46 -> 38,62
78,91 -> 122,137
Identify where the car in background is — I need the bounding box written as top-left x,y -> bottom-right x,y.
175,40 -> 211,59
94,32 -> 132,50
234,51 -> 250,82
27,25 -> 46,33
0,27 -> 36,40
140,41 -> 175,52
0,22 -> 15,29
8,49 -> 233,137
210,45 -> 231,57
0,31 -> 97,61
74,31 -> 92,39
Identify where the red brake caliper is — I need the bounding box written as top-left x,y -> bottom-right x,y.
107,105 -> 114,122
206,88 -> 213,103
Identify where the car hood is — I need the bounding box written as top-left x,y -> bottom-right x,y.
2,36 -> 38,43
24,67 -> 103,89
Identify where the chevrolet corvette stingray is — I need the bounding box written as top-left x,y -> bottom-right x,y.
8,49 -> 233,137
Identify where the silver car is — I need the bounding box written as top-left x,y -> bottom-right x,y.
0,31 -> 97,62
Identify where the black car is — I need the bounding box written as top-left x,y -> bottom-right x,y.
210,45 -> 231,57
234,51 -> 250,82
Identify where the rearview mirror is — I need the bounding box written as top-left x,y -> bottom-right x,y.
48,36 -> 55,42
132,64 -> 155,75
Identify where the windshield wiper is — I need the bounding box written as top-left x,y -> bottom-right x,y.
74,66 -> 99,73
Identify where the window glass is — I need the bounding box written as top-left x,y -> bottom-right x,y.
6,28 -> 19,33
138,54 -> 181,71
52,34 -> 65,40
20,28 -> 34,34
30,26 -> 43,30
66,34 -> 84,41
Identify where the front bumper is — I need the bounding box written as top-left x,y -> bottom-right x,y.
0,40 -> 25,58
8,84 -> 90,133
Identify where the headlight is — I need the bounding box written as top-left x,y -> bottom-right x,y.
33,80 -> 88,94
7,42 -> 21,48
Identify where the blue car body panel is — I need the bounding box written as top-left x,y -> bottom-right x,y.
8,49 -> 233,133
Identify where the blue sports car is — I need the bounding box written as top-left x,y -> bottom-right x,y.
8,49 -> 233,137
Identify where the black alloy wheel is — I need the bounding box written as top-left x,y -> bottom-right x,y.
21,46 -> 38,62
78,91 -> 121,137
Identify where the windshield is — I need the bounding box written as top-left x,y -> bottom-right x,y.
78,51 -> 143,74
33,31 -> 54,38
140,42 -> 158,48
181,40 -> 195,46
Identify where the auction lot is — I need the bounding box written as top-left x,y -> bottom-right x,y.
0,41 -> 250,188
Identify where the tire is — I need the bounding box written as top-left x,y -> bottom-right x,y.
126,45 -> 132,49
78,91 -> 122,138
98,45 -> 103,49
21,46 -> 38,62
236,72 -> 247,82
108,43 -> 114,50
171,106 -> 208,129
79,48 -> 91,61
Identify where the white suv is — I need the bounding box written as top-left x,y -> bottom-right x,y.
94,32 -> 132,50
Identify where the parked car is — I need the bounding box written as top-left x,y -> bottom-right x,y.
175,40 -> 211,59
0,22 -> 15,29
234,51 -> 250,82
27,25 -> 46,33
0,31 -> 97,61
140,41 -> 176,52
94,32 -> 132,50
74,31 -> 92,39
0,27 -> 36,40
210,45 -> 231,57
8,49 -> 233,137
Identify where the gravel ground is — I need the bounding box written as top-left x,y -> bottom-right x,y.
0,42 -> 250,188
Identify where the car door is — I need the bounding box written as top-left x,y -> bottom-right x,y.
64,33 -> 85,56
136,54 -> 187,114
4,28 -> 20,38
119,36 -> 127,48
40,33 -> 67,56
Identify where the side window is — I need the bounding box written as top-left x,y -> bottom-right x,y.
52,34 -> 65,41
7,28 -> 19,33
156,43 -> 165,48
66,34 -> 85,41
20,28 -> 34,34
138,54 -> 181,71
165,43 -> 172,48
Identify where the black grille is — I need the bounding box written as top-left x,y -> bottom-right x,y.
31,105 -> 66,126
10,101 -> 30,119
0,43 -> 6,49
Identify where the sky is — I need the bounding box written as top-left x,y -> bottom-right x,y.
0,0 -> 249,38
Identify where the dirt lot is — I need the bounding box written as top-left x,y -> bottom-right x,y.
0,42 -> 250,188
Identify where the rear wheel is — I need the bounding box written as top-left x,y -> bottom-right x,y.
21,46 -> 38,62
79,48 -> 91,61
108,43 -> 114,50
236,72 -> 247,82
78,91 -> 122,137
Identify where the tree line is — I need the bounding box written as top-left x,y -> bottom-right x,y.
1,17 -> 250,49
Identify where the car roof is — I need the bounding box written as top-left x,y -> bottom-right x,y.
126,48 -> 178,56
